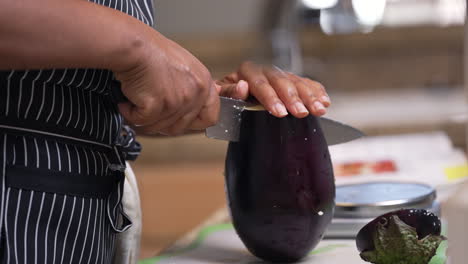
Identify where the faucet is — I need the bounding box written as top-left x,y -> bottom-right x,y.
259,0 -> 304,74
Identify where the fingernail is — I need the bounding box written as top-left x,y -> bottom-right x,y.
237,80 -> 248,91
273,103 -> 288,117
314,101 -> 326,111
294,102 -> 309,115
321,96 -> 331,104
214,83 -> 222,93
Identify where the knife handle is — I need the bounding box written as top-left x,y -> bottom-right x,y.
110,80 -> 129,103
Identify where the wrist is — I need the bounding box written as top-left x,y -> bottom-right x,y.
107,22 -> 155,74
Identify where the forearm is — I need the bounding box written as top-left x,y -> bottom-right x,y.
0,0 -> 156,72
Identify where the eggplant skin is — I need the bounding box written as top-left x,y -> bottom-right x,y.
225,112 -> 335,262
356,209 -> 442,253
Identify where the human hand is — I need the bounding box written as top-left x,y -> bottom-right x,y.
216,61 -> 330,118
115,33 -> 220,136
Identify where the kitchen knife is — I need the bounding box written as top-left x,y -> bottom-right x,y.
205,96 -> 364,145
110,81 -> 364,144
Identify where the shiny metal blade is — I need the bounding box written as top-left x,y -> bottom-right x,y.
318,117 -> 365,145
205,97 -> 253,142
206,97 -> 365,144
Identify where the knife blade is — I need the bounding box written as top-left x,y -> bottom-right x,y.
205,97 -> 364,145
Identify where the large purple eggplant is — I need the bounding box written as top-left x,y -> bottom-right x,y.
225,111 -> 335,262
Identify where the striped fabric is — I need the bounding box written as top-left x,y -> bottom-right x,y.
0,0 -> 154,263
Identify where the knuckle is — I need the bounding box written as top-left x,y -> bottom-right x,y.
272,74 -> 289,84
164,96 -> 182,111
284,85 -> 299,98
277,77 -> 293,88
131,110 -> 151,126
139,96 -> 155,112
137,97 -> 159,118
306,90 -> 318,99
226,72 -> 238,82
180,89 -> 192,104
192,75 -> 204,90
195,69 -> 212,89
191,78 -> 211,101
289,75 -> 304,84
304,95 -> 317,105
253,78 -> 268,88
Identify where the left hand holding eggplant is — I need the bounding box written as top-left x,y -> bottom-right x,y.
133,62 -> 331,137
216,61 -> 331,118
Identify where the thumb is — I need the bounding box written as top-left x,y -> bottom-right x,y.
214,82 -> 222,94
118,102 -> 152,127
218,80 -> 249,100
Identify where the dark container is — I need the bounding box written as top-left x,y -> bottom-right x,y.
225,111 -> 336,262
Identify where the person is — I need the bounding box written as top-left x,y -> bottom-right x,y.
0,0 -> 331,263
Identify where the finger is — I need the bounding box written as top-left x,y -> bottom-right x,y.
118,101 -> 160,126
264,67 -> 309,118
130,90 -> 201,134
302,78 -> 331,107
216,72 -> 239,86
163,84 -> 211,135
159,110 -> 200,136
218,80 -> 249,100
217,83 -> 237,96
118,103 -> 135,123
238,62 -> 288,117
134,107 -> 189,135
287,73 -> 330,114
224,72 -> 240,83
116,80 -> 167,126
189,83 -> 220,130
214,83 -> 222,94
118,92 -> 186,127
292,77 -> 327,116
288,73 -> 331,107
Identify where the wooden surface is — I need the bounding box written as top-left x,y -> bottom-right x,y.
132,161 -> 227,260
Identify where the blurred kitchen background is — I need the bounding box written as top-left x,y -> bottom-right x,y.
132,0 -> 468,259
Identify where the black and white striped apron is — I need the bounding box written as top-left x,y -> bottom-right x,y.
0,0 -> 154,263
